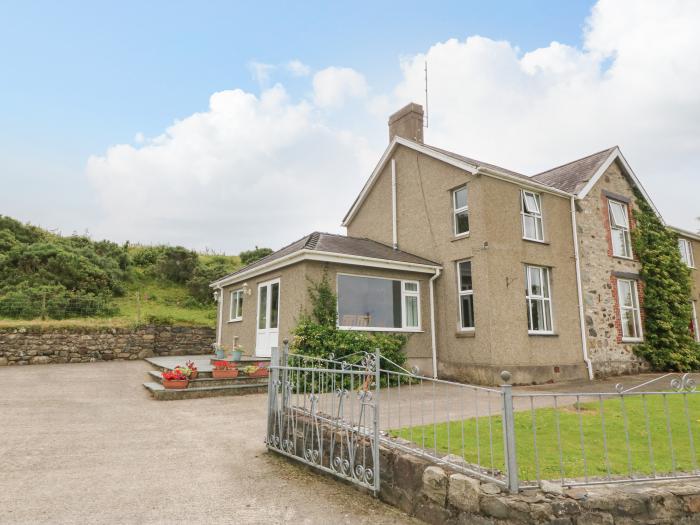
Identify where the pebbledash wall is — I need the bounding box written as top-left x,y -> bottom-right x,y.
0,325 -> 215,366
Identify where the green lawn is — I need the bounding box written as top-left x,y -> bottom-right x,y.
392,393 -> 700,482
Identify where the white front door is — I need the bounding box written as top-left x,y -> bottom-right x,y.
255,278 -> 280,357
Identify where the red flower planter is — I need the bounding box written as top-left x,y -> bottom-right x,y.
212,369 -> 239,379
163,379 -> 189,389
249,368 -> 269,378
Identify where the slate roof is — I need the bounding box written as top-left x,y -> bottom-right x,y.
530,147 -> 618,194
421,143 -> 532,181
213,232 -> 440,284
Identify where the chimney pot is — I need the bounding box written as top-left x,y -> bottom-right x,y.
388,103 -> 424,143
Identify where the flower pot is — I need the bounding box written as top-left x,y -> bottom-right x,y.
189,371 -> 198,380
163,379 -> 189,389
212,369 -> 239,379
215,349 -> 225,359
249,367 -> 269,378
230,350 -> 243,361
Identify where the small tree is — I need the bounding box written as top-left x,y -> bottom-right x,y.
306,270 -> 337,327
632,191 -> 700,370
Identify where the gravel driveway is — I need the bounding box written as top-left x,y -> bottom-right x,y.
0,361 -> 418,524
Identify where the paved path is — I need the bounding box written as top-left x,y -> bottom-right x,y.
0,361 -> 419,525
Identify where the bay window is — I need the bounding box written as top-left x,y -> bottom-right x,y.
337,274 -> 421,331
617,278 -> 642,341
525,265 -> 553,334
608,200 -> 632,258
521,190 -> 544,241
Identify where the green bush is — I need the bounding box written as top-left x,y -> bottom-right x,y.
239,246 -> 273,266
145,313 -> 175,325
632,192 -> 700,370
156,246 -> 199,284
0,284 -> 118,320
186,256 -> 238,303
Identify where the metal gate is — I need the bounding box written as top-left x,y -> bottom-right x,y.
266,345 -> 381,493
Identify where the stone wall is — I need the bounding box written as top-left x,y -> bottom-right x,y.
379,444 -> 700,524
576,161 -> 649,378
0,325 -> 215,365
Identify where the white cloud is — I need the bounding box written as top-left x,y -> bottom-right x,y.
248,61 -> 276,87
87,0 -> 700,253
393,0 -> 700,230
286,60 -> 311,77
312,67 -> 368,108
87,85 -> 376,252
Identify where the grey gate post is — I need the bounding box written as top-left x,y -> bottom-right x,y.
267,345 -> 279,446
500,370 -> 519,492
373,346 -> 381,495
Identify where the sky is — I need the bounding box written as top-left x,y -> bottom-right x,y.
1,0 -> 698,253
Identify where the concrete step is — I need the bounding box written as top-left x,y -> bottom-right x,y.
142,381 -> 268,401
147,370 -> 267,388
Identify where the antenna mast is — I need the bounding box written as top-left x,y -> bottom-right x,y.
424,61 -> 429,128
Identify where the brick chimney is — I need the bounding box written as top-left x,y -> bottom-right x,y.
388,103 -> 424,143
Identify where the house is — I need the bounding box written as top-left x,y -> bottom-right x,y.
211,103 -> 700,385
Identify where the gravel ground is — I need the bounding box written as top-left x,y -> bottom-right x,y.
0,361 -> 419,525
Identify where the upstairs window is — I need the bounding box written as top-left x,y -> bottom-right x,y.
617,279 -> 643,341
525,265 -> 553,334
453,186 -> 469,236
229,289 -> 244,321
337,274 -> 421,331
521,190 -> 544,241
679,238 -> 695,268
608,200 -> 632,258
457,260 -> 474,330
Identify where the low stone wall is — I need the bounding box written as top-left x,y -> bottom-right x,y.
379,446 -> 700,524
0,325 -> 215,365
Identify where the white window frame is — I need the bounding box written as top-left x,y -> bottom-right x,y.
679,238 -> 695,268
525,265 -> 554,334
608,199 -> 632,259
452,185 -> 469,237
691,301 -> 700,343
336,273 -> 422,332
229,289 -> 244,322
616,278 -> 643,342
401,281 -> 421,330
521,190 -> 544,242
457,260 -> 475,331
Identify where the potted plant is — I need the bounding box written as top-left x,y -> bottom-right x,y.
212,361 -> 239,379
162,369 -> 189,389
185,360 -> 198,380
230,344 -> 243,362
241,364 -> 269,378
212,343 -> 225,359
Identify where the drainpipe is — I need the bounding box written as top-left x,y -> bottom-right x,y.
571,196 -> 594,380
215,286 -> 224,346
429,268 -> 441,378
391,158 -> 398,249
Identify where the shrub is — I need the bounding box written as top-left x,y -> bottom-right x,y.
156,246 -> 199,284
632,191 -> 700,371
186,256 -> 239,303
239,246 -> 273,266
145,314 -> 175,325
0,284 -> 117,320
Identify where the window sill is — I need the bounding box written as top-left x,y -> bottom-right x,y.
611,254 -> 634,261
528,331 -> 558,337
452,233 -> 470,242
456,330 -> 475,338
228,319 -> 243,324
338,326 -> 424,333
523,237 -> 549,245
622,337 -> 643,343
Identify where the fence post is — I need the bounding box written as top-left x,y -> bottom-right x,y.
267,344 -> 279,446
136,290 -> 141,325
281,339 -> 290,410
500,370 -> 519,492
373,346 -> 381,495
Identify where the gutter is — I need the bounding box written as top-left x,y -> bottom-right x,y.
429,268 -> 442,378
571,196 -> 594,380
